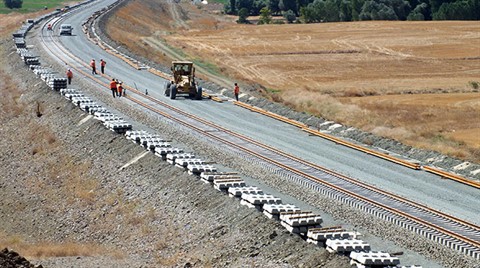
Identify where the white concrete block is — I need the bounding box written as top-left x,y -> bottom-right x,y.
175,158 -> 205,168
199,172 -> 238,182
155,147 -> 184,158
263,204 -> 300,215
307,227 -> 357,242
187,164 -> 217,174
213,179 -> 246,191
280,212 -> 322,227
350,251 -> 400,266
228,186 -> 263,197
326,239 -> 371,253
241,193 -> 282,206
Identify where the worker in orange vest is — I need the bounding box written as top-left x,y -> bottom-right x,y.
109,78 -> 117,98
100,59 -> 106,74
117,82 -> 123,97
90,59 -> 97,75
234,83 -> 240,101
66,69 -> 73,85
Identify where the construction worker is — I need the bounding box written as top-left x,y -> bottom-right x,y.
109,78 -> 117,98
66,69 -> 73,85
117,82 -> 123,97
234,83 -> 240,101
90,59 -> 97,75
100,59 -> 106,74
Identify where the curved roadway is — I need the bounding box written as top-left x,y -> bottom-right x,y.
46,0 -> 478,230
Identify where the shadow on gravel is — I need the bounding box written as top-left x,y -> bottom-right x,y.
0,248 -> 43,268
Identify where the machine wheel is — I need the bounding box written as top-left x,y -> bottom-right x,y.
170,85 -> 177,100
164,82 -> 171,96
195,86 -> 203,100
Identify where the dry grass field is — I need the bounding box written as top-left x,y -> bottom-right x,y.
106,1 -> 480,162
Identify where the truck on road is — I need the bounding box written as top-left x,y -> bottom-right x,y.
59,24 -> 73,35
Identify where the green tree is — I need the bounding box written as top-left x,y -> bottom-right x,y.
237,0 -> 254,12
268,0 -> 282,14
340,0 -> 353,21
407,2 -> 429,19
3,0 -> 23,8
433,0 -> 476,19
259,7 -> 273,23
300,5 -> 316,22
230,0 -> 237,13
429,0 -> 452,13
351,0 -> 364,20
389,0 -> 411,20
296,0 -> 314,11
324,0 -> 340,21
360,0 -> 398,20
279,0 -> 298,13
237,7 -> 250,23
283,9 -> 297,22
252,0 -> 268,15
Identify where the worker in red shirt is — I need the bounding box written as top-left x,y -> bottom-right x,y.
109,79 -> 117,98
100,59 -> 106,74
234,83 -> 240,101
90,59 -> 97,75
117,82 -> 123,97
66,69 -> 73,85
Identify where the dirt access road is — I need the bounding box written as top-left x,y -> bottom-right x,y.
106,0 -> 480,163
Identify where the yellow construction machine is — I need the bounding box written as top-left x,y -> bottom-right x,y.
164,61 -> 202,100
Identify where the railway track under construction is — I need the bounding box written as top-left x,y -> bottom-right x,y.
36,3 -> 480,261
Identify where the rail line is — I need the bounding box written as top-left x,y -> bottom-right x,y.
38,5 -> 480,260
83,0 -> 480,189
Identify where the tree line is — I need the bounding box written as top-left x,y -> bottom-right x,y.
225,0 -> 480,23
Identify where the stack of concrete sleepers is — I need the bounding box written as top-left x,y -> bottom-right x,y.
14,38 -> 26,48
48,77 -> 67,90
166,153 -> 195,165
213,178 -> 246,192
279,211 -> 322,234
139,135 -> 164,147
155,146 -> 184,160
240,193 -> 282,210
349,251 -> 400,268
306,226 -> 357,246
199,172 -> 237,184
326,238 -> 371,254
187,163 -> 217,175
145,140 -> 170,151
126,131 -> 151,143
228,186 -> 263,198
175,158 -> 205,169
263,204 -> 301,220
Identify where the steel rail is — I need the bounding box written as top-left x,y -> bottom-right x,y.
128,92 -> 480,251
85,0 -> 479,190
39,7 -> 480,258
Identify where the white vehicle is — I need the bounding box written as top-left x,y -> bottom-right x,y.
59,24 -> 73,35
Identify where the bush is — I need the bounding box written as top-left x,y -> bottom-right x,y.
3,0 -> 23,9
237,8 -> 250,23
283,9 -> 296,23
469,81 -> 479,90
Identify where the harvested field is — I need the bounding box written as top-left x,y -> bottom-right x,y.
107,0 -> 480,163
